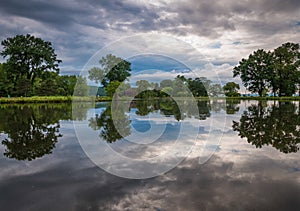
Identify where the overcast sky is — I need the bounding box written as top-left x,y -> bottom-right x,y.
0,0 -> 299,86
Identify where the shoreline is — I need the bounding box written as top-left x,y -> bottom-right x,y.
1,96 -> 300,104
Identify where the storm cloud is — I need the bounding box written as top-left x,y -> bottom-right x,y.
0,0 -> 299,74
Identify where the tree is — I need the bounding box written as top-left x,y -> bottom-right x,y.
226,99 -> 240,114
160,79 -> 173,88
105,81 -> 121,97
57,75 -> 77,96
33,72 -> 59,96
187,77 -> 209,97
136,80 -> 158,98
172,75 -> 189,96
0,105 -> 62,161
161,87 -> 173,96
73,76 -> 89,96
1,34 -> 61,96
209,83 -> 223,97
223,82 -> 240,97
88,54 -> 131,87
233,102 -> 300,153
0,63 -> 13,97
272,42 -> 300,96
88,102 -> 131,143
233,49 -> 272,97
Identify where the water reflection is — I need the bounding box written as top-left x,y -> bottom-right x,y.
88,99 -> 211,143
225,99 -> 240,115
233,101 -> 300,153
0,104 -> 89,161
1,99 -> 299,162
89,102 -> 131,143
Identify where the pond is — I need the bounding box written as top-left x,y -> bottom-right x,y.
0,99 -> 300,210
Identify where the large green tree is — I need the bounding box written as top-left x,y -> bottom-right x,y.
73,76 -> 89,96
0,63 -> 13,97
223,82 -> 240,97
233,43 -> 300,96
1,34 -> 61,96
160,79 -> 173,88
187,77 -> 210,97
272,42 -> 300,96
233,49 -> 272,97
136,80 -> 157,98
88,54 -> 131,87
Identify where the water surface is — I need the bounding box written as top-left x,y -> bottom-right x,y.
0,100 -> 300,210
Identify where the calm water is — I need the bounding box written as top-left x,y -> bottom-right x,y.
0,100 -> 300,210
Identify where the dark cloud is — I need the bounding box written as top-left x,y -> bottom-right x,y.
0,0 -> 84,27
0,0 -> 299,73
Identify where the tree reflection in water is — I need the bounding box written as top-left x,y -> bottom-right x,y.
89,102 -> 131,143
233,101 -> 300,153
225,99 -> 240,115
0,103 -> 89,161
89,99 -> 211,143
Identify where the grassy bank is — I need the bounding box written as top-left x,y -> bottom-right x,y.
223,96 -> 300,101
2,95 -> 300,104
0,96 -> 97,104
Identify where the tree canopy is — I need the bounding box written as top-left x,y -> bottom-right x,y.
233,42 -> 300,96
223,82 -> 240,97
1,34 -> 62,96
233,49 -> 271,97
272,42 -> 300,96
88,54 -> 131,87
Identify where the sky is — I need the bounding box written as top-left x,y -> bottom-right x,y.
0,0 -> 299,88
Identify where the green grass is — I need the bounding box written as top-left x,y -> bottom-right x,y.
2,95 -> 300,104
226,96 -> 300,101
0,96 -> 96,104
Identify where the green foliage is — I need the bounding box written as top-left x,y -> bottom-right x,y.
0,96 -> 96,104
234,42 -> 300,96
233,49 -> 271,97
160,79 -> 173,88
73,76 -> 89,96
272,42 -> 300,96
136,80 -> 151,92
0,34 -> 79,97
89,102 -> 131,143
187,77 -> 210,97
225,99 -> 240,114
223,82 -> 240,97
105,81 -> 121,97
1,34 -> 61,96
57,75 -> 77,96
208,84 -> 223,97
88,67 -> 104,84
136,80 -> 159,98
161,87 -> 173,96
0,63 -> 13,97
233,102 -> 300,153
88,54 -> 131,87
0,103 -> 90,160
172,76 -> 189,96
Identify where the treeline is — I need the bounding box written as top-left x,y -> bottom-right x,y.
134,75 -> 224,98
234,42 -> 300,97
0,63 -> 88,97
87,54 -> 240,98
0,34 -> 89,97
